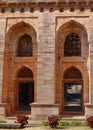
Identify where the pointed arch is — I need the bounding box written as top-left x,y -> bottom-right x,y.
63,66 -> 83,111
5,21 -> 37,57
57,20 -> 88,38
16,66 -> 34,110
17,66 -> 33,78
63,66 -> 82,79
55,20 -> 89,114
6,21 -> 37,41
56,20 -> 88,57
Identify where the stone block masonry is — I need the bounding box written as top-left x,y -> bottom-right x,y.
0,0 -> 92,118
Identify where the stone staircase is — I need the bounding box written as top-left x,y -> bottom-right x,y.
61,111 -> 85,120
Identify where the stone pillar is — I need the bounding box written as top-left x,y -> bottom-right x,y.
0,19 -> 7,117
89,44 -> 93,104
85,18 -> 93,116
31,11 -> 60,118
85,39 -> 93,117
37,11 -> 55,104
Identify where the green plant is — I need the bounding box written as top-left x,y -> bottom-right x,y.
58,120 -> 70,126
71,121 -> 82,126
0,120 -> 7,123
58,120 -> 88,127
42,120 -> 48,126
48,115 -> 60,128
81,121 -> 88,126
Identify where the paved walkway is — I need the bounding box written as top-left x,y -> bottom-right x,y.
0,115 -> 89,130
4,115 -> 86,126
4,118 -> 42,126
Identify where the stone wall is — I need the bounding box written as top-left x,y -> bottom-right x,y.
0,1 -> 92,117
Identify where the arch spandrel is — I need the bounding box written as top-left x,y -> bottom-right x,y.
61,64 -> 84,80
57,20 -> 88,41
6,19 -> 37,34
63,66 -> 82,79
6,21 -> 37,43
17,66 -> 33,78
15,66 -> 34,78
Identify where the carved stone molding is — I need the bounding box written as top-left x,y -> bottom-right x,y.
0,0 -> 93,4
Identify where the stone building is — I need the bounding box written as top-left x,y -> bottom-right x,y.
0,0 -> 93,118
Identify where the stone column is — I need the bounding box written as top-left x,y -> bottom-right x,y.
31,11 -> 60,118
0,19 -> 7,117
37,12 -> 55,104
85,39 -> 93,117
85,18 -> 93,116
89,42 -> 93,104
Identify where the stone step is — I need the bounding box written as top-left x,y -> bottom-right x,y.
62,111 -> 84,115
0,123 -> 21,129
61,116 -> 86,120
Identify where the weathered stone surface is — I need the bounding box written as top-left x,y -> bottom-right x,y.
0,0 -> 93,4
0,0 -> 92,118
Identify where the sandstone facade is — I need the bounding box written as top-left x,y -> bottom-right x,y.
0,0 -> 92,118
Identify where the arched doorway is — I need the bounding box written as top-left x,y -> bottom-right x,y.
63,67 -> 83,112
17,67 -> 34,110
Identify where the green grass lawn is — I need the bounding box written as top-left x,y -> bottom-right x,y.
24,126 -> 92,130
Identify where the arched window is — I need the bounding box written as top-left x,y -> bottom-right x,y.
17,34 -> 32,57
64,67 -> 82,79
64,33 -> 81,56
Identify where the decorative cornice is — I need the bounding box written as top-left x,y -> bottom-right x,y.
0,0 -> 93,4
0,0 -> 93,7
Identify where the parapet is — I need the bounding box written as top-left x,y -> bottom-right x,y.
0,0 -> 93,4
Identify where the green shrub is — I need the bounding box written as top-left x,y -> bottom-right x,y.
0,120 -> 7,123
58,120 -> 70,126
71,121 -> 82,126
42,120 -> 48,126
81,121 -> 88,126
58,120 -> 88,127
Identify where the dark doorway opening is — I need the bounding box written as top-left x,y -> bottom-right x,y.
19,82 -> 34,110
64,83 -> 82,111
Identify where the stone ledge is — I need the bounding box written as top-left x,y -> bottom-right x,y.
85,103 -> 93,107
0,123 -> 21,129
31,103 -> 60,107
31,103 -> 60,119
0,0 -> 93,4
